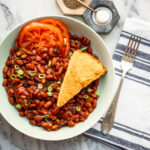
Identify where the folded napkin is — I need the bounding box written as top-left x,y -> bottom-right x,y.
85,18 -> 150,150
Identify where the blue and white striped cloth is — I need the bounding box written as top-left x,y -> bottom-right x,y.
85,18 -> 150,150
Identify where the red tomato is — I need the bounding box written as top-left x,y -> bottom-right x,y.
18,22 -> 64,52
39,18 -> 70,57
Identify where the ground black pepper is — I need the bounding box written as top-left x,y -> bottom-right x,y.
63,0 -> 84,9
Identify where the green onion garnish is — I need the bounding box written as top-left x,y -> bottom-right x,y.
47,91 -> 52,97
19,49 -> 26,54
28,70 -> 36,76
80,46 -> 88,51
25,101 -> 31,106
15,57 -> 22,60
17,74 -> 23,79
14,65 -> 19,70
56,81 -> 61,84
68,52 -> 72,58
75,40 -> 81,44
42,115 -> 49,119
56,87 -> 61,92
56,119 -> 59,122
16,69 -> 24,75
95,92 -> 100,96
24,97 -> 31,106
48,60 -> 51,67
76,106 -> 81,112
38,74 -> 46,79
38,83 -> 43,89
70,103 -> 74,106
50,82 -> 56,87
87,88 -> 93,92
15,104 -> 22,109
84,94 -> 89,99
10,74 -> 16,80
47,86 -> 53,92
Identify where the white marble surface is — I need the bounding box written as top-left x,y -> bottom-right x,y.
0,0 -> 150,150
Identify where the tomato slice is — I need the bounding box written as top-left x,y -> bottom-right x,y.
39,18 -> 70,57
18,21 -> 64,52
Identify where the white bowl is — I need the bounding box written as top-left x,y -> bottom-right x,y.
0,16 -> 114,140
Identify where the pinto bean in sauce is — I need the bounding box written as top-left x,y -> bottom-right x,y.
2,33 -> 99,131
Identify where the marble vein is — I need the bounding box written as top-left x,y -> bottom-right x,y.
0,2 -> 14,29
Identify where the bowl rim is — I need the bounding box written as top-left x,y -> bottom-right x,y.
0,15 -> 115,141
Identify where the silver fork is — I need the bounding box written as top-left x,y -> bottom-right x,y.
101,35 -> 141,135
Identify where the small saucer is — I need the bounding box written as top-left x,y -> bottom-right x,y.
56,0 -> 91,15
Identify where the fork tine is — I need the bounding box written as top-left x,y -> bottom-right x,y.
127,36 -> 135,57
133,38 -> 141,59
130,36 -> 138,58
124,35 -> 133,56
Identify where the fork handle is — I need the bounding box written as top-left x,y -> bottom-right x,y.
101,76 -> 124,135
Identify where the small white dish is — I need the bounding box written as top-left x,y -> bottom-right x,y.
0,16 -> 114,141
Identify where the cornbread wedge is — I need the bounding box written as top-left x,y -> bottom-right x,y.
57,50 -> 107,107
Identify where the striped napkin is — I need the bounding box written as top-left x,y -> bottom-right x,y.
85,18 -> 150,150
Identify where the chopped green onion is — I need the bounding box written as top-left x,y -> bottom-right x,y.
14,65 -> 19,70
75,40 -> 81,44
70,103 -> 74,106
38,83 -> 43,89
56,119 -> 59,122
50,82 -> 56,87
15,57 -> 22,60
19,49 -> 26,54
56,81 -> 61,84
84,94 -> 89,99
47,91 -> 52,97
17,74 -> 23,79
76,106 -> 81,112
68,52 -> 72,58
25,101 -> 31,106
10,74 -> 16,80
80,46 -> 88,51
38,74 -> 46,79
42,115 -> 49,119
47,86 -> 53,92
24,97 -> 31,106
15,104 -> 22,109
48,60 -> 51,67
16,69 -> 24,75
87,88 -> 93,92
95,92 -> 100,97
56,87 -> 61,92
28,70 -> 36,76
